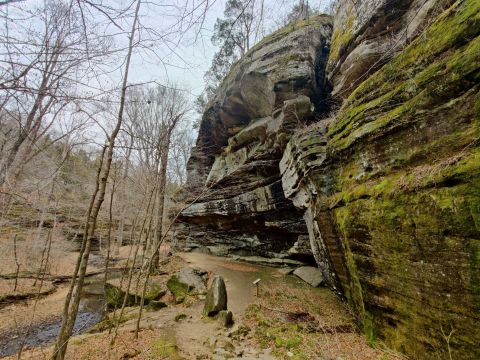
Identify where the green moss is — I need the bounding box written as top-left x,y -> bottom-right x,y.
329,3 -> 354,63
336,207 -> 370,337
174,313 -> 187,322
330,179 -> 480,357
329,0 -> 480,146
249,14 -> 332,56
145,300 -> 167,311
290,2 -> 480,358
90,312 -> 134,333
104,284 -> 137,310
150,332 -> 182,359
166,275 -> 191,303
145,284 -> 165,301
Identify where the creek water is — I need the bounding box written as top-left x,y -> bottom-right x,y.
0,280 -> 106,358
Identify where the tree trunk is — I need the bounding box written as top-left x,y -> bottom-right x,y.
151,137 -> 170,271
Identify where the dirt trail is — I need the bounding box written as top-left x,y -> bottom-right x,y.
179,252 -> 279,315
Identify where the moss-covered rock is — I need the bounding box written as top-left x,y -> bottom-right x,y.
104,283 -> 137,310
281,1 -> 480,358
166,275 -> 191,304
104,282 -> 166,310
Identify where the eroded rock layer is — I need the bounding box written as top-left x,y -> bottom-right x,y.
281,0 -> 480,358
176,16 -> 333,260
179,1 -> 479,358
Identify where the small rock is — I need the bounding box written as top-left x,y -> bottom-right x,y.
228,324 -> 251,340
174,313 -> 187,322
206,336 -> 218,348
235,348 -> 245,357
278,267 -> 294,275
218,310 -> 234,327
145,300 -> 167,311
293,266 -> 324,287
287,351 -> 294,357
203,275 -> 228,316
120,349 -> 141,359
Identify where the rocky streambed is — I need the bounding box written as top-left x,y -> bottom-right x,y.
0,279 -> 106,358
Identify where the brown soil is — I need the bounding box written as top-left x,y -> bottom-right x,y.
1,251 -> 406,360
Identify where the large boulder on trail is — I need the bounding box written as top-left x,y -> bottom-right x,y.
167,267 -> 208,303
204,275 -> 227,316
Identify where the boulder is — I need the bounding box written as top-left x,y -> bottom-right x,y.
166,275 -> 190,303
175,15 -> 333,260
204,275 -> 227,316
145,300 -> 167,311
293,266 -> 324,287
176,267 -> 207,295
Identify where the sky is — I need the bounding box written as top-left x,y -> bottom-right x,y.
126,0 -> 335,99
0,0 -> 333,144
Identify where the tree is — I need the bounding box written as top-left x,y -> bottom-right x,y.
125,85 -> 189,270
51,1 -> 142,358
0,1 -> 110,187
285,1 -> 318,24
204,0 -> 265,95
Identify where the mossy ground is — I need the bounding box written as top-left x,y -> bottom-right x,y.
243,274 -> 401,359
89,311 -> 136,333
150,331 -> 182,359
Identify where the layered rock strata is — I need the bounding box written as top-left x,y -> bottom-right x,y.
178,1 -> 480,358
281,0 -> 480,358
176,16 -> 333,260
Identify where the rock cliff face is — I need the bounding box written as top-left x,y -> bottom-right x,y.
176,16 -> 332,261
178,1 -> 479,358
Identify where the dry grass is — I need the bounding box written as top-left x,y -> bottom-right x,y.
244,277 -> 404,360
0,278 -> 55,297
3,329 -> 178,360
0,226 -> 79,277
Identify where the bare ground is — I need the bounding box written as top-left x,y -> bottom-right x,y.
0,250 -> 405,360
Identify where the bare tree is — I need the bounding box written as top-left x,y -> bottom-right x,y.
169,123 -> 195,185
51,1 -> 142,358
0,1 -> 111,187
126,85 -> 189,271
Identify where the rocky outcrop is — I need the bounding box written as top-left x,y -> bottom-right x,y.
281,0 -> 480,358
179,1 -> 479,358
327,0 -> 455,100
176,15 -> 333,260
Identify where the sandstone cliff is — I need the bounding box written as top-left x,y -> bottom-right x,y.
176,15 -> 332,261
179,1 -> 480,358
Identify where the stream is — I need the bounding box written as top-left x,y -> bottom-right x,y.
0,280 -> 106,358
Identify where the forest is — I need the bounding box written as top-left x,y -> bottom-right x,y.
1,0 -> 479,359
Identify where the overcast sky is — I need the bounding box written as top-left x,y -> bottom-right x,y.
126,0 -> 334,99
